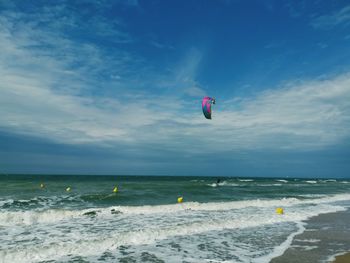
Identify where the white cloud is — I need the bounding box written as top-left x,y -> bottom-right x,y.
2,57 -> 349,152
1,3 -> 350,155
157,73 -> 350,153
153,48 -> 205,97
149,40 -> 174,50
311,5 -> 350,29
184,86 -> 206,97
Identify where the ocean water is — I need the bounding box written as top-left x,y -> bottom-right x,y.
0,175 -> 349,263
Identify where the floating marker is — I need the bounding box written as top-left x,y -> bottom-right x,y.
177,197 -> 183,203
113,186 -> 118,193
40,183 -> 45,188
66,187 -> 71,192
276,207 -> 284,214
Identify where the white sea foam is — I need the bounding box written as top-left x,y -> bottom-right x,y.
207,181 -> 239,187
0,202 -> 345,263
220,181 -> 239,186
0,199 -> 13,206
323,251 -> 350,263
1,193 -> 350,226
321,179 -> 337,183
276,179 -> 288,183
290,245 -> 318,251
0,195 -> 77,209
238,179 -> 254,182
253,221 -> 305,263
298,194 -> 327,198
0,209 -> 83,226
294,238 -> 321,243
305,180 -> 318,184
260,184 -> 284,187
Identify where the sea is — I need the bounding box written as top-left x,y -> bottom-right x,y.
0,175 -> 349,263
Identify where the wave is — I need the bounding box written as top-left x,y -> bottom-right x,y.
219,181 -> 239,186
298,194 -> 328,198
259,184 -> 283,187
190,179 -> 204,183
0,197 -> 50,209
276,179 -> 288,183
294,238 -> 320,243
238,179 -> 254,182
321,179 -> 337,183
0,199 -> 13,207
207,181 -> 239,187
0,202 -> 345,263
253,222 -> 305,263
305,180 -> 318,184
0,195 -> 82,210
326,251 -> 350,263
1,193 -> 350,227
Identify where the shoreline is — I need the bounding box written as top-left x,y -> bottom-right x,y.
271,208 -> 350,263
333,252 -> 350,263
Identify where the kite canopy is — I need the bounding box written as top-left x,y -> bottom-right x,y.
202,96 -> 215,119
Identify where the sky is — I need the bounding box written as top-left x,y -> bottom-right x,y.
1,0 -> 350,177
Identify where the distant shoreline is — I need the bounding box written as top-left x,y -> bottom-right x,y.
0,173 -> 349,180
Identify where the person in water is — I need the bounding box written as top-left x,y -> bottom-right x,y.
216,178 -> 221,186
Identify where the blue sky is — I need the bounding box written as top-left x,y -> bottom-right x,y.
1,0 -> 350,177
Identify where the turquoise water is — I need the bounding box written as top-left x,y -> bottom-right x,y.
0,175 -> 350,262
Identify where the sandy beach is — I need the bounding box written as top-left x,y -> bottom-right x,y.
333,252 -> 350,263
271,208 -> 350,263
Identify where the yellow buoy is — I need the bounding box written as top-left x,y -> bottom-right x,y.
113,186 -> 118,193
177,197 -> 183,203
40,183 -> 45,188
66,187 -> 71,192
276,207 -> 284,215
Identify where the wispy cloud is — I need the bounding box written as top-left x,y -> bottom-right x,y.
0,3 -> 201,147
149,40 -> 174,50
311,5 -> 350,29
214,74 -> 350,151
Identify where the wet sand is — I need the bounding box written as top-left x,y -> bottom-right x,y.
333,252 -> 350,263
271,208 -> 350,263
